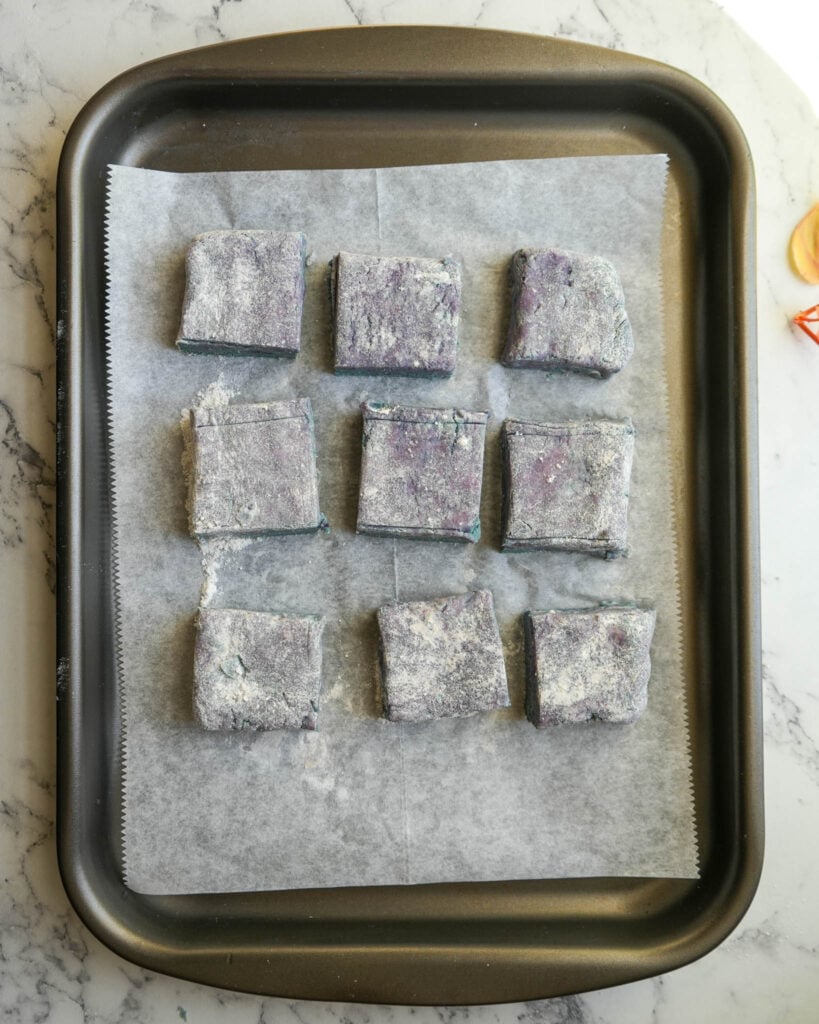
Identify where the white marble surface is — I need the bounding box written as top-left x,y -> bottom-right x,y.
719,0 -> 819,114
1,0 -> 818,1020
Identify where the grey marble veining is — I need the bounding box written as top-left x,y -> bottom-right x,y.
2,0 -> 819,1020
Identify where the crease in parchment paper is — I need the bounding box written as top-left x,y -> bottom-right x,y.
105,155 -> 698,895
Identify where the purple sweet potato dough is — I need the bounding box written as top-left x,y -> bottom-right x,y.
177,230 -> 306,356
332,251 -> 461,376
357,402 -> 489,543
377,590 -> 510,723
194,607 -> 325,731
502,247 -> 633,377
501,418 -> 634,557
524,605 -> 656,726
188,398 -> 325,538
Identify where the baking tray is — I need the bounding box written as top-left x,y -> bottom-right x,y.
56,26 -> 762,1004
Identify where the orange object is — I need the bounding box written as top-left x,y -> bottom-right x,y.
793,304 -> 819,345
789,204 -> 819,284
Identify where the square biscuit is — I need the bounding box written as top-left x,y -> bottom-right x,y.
187,398 -> 325,538
377,590 -> 510,723
501,418 -> 634,557
502,247 -> 633,377
178,230 -> 306,356
332,252 -> 461,377
524,605 -> 656,726
357,402 -> 488,543
194,607 -> 325,731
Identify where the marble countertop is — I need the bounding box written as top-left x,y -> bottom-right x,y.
2,0 -> 818,1020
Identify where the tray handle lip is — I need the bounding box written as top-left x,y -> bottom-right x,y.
55,23 -> 763,1003
57,24 -> 758,159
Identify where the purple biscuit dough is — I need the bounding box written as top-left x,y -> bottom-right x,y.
502,247 -> 633,377
332,252 -> 461,377
357,402 -> 489,543
177,230 -> 306,356
194,607 -> 325,731
188,398 -> 325,538
377,590 -> 510,723
524,605 -> 656,726
501,418 -> 634,557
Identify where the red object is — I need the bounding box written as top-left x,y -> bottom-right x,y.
793,304 -> 819,344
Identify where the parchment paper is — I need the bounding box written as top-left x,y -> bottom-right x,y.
106,156 -> 698,895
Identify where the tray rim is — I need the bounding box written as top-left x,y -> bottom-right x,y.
55,24 -> 763,1005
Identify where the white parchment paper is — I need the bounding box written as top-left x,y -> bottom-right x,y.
106,156 -> 698,895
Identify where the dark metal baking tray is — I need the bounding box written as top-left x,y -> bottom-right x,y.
56,26 -> 762,1004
